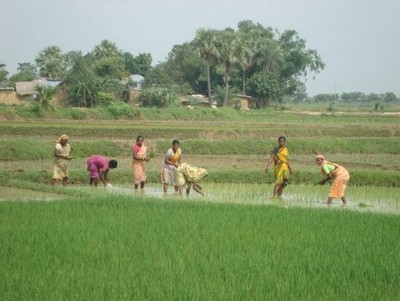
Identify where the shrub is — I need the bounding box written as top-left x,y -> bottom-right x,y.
140,87 -> 179,108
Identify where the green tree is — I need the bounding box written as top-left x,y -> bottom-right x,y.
247,72 -> 284,107
235,33 -> 254,95
194,28 -> 220,106
0,62 -> 9,82
65,55 -> 100,107
91,40 -> 125,79
134,53 -> 152,76
215,29 -> 238,107
35,46 -> 66,80
92,40 -> 122,58
35,85 -> 58,108
123,52 -> 152,76
9,62 -> 37,83
64,50 -> 83,71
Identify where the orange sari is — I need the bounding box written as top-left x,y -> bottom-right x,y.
322,162 -> 350,198
132,144 -> 148,184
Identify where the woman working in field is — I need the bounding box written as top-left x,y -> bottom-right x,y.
52,134 -> 72,186
132,135 -> 150,191
265,136 -> 292,197
86,155 -> 118,187
176,163 -> 208,196
161,139 -> 181,194
315,154 -> 350,206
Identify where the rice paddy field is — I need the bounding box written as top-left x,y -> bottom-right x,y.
1,105 -> 400,300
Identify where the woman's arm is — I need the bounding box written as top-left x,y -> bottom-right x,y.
164,155 -> 179,167
265,154 -> 275,172
54,148 -> 71,160
319,173 -> 332,185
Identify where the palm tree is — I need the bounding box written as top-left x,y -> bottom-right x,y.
235,34 -> 255,95
92,40 -> 122,58
216,29 -> 238,107
194,29 -> 219,106
255,38 -> 283,73
35,46 -> 65,80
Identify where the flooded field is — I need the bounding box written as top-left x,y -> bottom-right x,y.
1,183 -> 399,215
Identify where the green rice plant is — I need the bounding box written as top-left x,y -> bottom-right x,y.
156,137 -> 400,156
0,195 -> 399,300
0,139 -> 128,161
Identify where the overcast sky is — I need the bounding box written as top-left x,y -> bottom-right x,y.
1,0 -> 399,96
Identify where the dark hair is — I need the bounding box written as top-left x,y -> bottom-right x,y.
109,160 -> 118,168
136,135 -> 144,142
278,136 -> 286,142
172,139 -> 180,145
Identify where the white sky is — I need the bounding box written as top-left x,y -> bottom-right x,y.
1,0 -> 399,96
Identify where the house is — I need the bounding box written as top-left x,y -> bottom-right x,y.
180,94 -> 217,107
0,86 -> 21,105
15,79 -> 62,98
0,79 -> 62,105
120,74 -> 144,104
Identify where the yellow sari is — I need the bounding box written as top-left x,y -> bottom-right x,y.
273,146 -> 290,185
161,147 -> 181,185
170,148 -> 181,163
176,163 -> 208,187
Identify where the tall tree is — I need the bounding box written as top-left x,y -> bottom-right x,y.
134,53 -> 152,76
0,62 -> 9,82
17,62 -> 37,74
91,40 -> 125,79
9,62 -> 37,82
65,55 -> 99,107
194,28 -> 219,106
92,40 -> 122,58
216,29 -> 238,107
123,52 -> 152,76
235,33 -> 254,95
64,50 -> 83,71
35,46 -> 66,80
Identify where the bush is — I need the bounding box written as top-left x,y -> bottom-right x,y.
139,87 -> 179,108
101,102 -> 141,119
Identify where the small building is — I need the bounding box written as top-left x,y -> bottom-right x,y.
0,79 -> 62,105
15,79 -> 62,98
0,86 -> 22,105
181,94 -> 217,107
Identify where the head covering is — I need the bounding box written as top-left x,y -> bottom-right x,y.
316,154 -> 328,165
56,134 -> 69,143
109,160 -> 118,169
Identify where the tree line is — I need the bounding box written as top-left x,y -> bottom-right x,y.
1,20 -> 398,108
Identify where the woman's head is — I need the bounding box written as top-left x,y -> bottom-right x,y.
315,154 -> 325,166
136,135 -> 144,146
57,134 -> 69,145
109,160 -> 118,169
172,139 -> 180,151
278,136 -> 286,147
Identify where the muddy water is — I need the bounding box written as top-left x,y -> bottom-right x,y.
0,186 -> 63,202
1,184 -> 399,215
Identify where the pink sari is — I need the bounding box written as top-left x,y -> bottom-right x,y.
132,144 -> 148,184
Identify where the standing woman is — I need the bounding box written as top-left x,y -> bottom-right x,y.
132,135 -> 150,191
161,139 -> 181,194
265,136 -> 292,197
315,154 -> 350,206
52,134 -> 72,186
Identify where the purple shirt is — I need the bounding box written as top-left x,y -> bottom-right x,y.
87,155 -> 109,172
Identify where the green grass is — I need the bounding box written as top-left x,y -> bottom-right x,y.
1,195 -> 399,300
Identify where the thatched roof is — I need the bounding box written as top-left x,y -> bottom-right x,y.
15,79 -> 62,96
